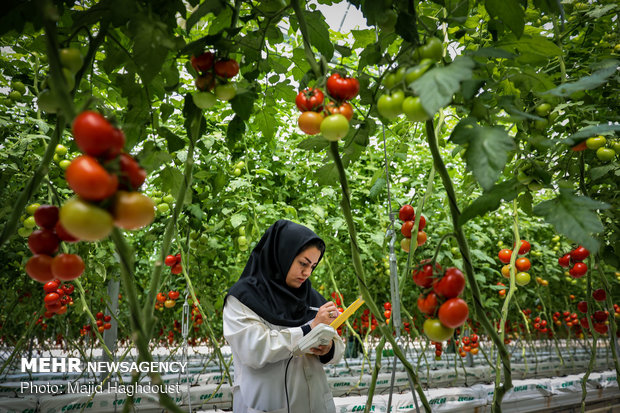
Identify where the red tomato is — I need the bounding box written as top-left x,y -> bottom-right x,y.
569,262 -> 587,278
577,301 -> 588,313
165,255 -> 177,266
592,288 -> 606,302
417,231 -> 427,246
104,315 -> 111,322
171,263 -> 183,274
112,191 -> 155,230
118,153 -> 146,190
26,254 -> 54,283
66,155 -> 118,201
558,253 -> 570,267
593,323 -> 608,335
438,298 -> 469,328
195,72 -> 216,91
516,240 -> 530,255
401,221 -> 414,238
298,111 -> 324,135
326,101 -> 354,120
570,246 -> 589,262
593,310 -> 608,322
412,259 -> 441,288
168,290 -> 180,300
571,141 -> 588,151
383,302 -> 391,310
56,305 -> 67,315
384,310 -> 391,319
214,59 -> 239,78
399,204 -> 414,221
295,88 -> 324,112
326,73 -> 359,101
34,205 -> 59,229
498,248 -> 512,264
156,292 -> 166,303
62,284 -> 75,295
515,257 -> 531,272
191,51 -> 214,73
28,229 -> 60,255
44,292 -> 60,305
417,291 -> 438,315
44,281 -> 60,293
51,254 -> 85,281
96,311 -> 104,320
72,111 -> 125,158
433,267 -> 465,298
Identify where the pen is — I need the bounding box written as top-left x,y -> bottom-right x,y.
308,306 -> 320,311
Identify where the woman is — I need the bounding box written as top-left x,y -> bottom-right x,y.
223,219 -> 345,413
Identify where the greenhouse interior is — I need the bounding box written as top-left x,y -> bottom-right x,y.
0,0 -> 619,412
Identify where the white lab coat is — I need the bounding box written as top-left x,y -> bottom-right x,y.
223,295 -> 345,413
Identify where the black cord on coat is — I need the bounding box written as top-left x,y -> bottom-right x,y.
285,355 -> 294,413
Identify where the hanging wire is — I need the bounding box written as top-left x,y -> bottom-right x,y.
337,3 -> 352,33
181,291 -> 192,412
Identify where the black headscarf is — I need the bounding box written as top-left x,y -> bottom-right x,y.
226,220 -> 327,327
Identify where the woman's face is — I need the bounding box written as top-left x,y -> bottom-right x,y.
285,246 -> 321,288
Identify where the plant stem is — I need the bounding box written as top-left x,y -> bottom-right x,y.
593,255 -> 620,384
424,119 -> 512,412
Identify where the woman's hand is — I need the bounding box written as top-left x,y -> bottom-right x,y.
309,340 -> 333,356
310,301 -> 338,329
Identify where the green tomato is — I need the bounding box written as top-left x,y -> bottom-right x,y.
423,318 -> 454,342
405,59 -> 433,84
535,103 -> 552,117
320,114 -> 349,142
596,147 -> 616,162
59,159 -> 71,170
586,136 -> 606,150
417,37 -> 443,62
551,235 -> 560,242
23,216 -> 36,229
18,227 -> 33,237
59,48 -> 83,74
192,92 -> 217,109
62,68 -> 76,91
517,170 -> 533,185
451,247 -> 460,255
257,0 -> 288,13
612,141 -> 620,154
59,197 -> 113,241
163,194 -> 175,204
26,203 -> 41,215
12,81 -> 26,94
394,67 -> 407,84
151,197 -> 162,204
53,153 -> 61,163
516,272 -> 531,286
8,90 -> 22,101
233,168 -> 242,176
238,235 -> 247,246
377,93 -> 403,119
238,226 -> 246,236
235,160 -> 245,169
37,89 -> 60,113
157,203 -> 170,213
214,83 -> 237,101
383,73 -> 398,89
55,144 -> 68,156
401,96 -> 430,122
528,181 -> 543,191
533,119 -> 548,130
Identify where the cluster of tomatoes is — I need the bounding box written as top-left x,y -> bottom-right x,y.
383,302 -> 392,323
572,135 -> 620,162
576,289 -> 610,335
156,290 -> 181,310
558,245 -> 590,278
376,37 -> 442,122
164,253 -> 183,275
496,282 -> 507,298
37,48 -> 83,114
95,311 -> 112,333
431,341 -> 444,359
160,320 -> 182,345
191,51 -> 239,109
413,260 -> 469,342
398,204 -> 427,252
353,308 -> 378,334
456,333 -> 480,357
58,111 -> 153,242
296,73 -> 359,141
191,303 -> 204,328
25,204 -> 84,285
41,280 -> 75,319
497,240 -> 532,286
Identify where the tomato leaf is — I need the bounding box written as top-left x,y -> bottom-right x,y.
496,31 -> 562,65
315,162 -> 339,186
253,109 -> 277,141
351,30 -> 376,50
186,0 -> 226,32
301,11 -> 333,60
231,89 -> 256,121
450,118 -> 516,191
563,124 -> 620,145
226,116 -> 246,150
533,189 -> 610,252
298,136 -> 329,152
130,18 -> 175,85
459,179 -> 521,225
411,56 -> 475,117
159,127 -> 185,153
543,61 -> 619,97
484,0 -> 525,38
518,191 -> 533,215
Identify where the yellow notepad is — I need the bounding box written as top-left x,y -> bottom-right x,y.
329,297 -> 365,329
